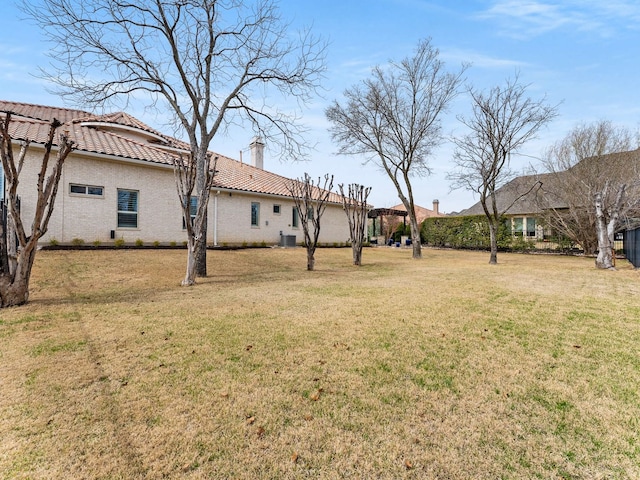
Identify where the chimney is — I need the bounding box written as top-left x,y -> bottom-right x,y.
249,137 -> 264,170
432,199 -> 440,215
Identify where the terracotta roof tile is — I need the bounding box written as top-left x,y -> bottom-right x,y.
0,100 -> 342,203
0,100 -> 90,123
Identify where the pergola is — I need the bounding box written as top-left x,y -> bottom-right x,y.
367,208 -> 407,242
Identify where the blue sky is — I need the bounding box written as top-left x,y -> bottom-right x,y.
2,1 -> 640,212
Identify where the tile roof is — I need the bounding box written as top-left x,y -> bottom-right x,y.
0,100 -> 90,123
456,174 -> 551,216
0,100 -> 343,204
389,203 -> 443,221
456,149 -> 640,217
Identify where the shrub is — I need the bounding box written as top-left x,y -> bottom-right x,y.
93,240 -> 101,247
152,240 -> 161,247
510,235 -> 535,252
393,223 -> 411,242
135,238 -> 144,247
71,238 -> 85,246
114,238 -> 125,248
421,215 -> 512,250
49,238 -> 59,246
169,241 -> 177,247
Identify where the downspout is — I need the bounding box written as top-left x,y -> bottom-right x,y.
213,190 -> 219,246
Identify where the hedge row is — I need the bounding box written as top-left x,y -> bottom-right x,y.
419,215 -> 523,250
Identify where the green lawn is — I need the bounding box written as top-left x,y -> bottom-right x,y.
1,247 -> 639,479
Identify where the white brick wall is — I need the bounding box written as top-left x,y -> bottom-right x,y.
13,147 -> 351,246
212,191 -> 350,245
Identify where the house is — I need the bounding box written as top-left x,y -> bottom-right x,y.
389,200 -> 444,223
455,175 -> 553,240
456,149 -> 640,244
0,101 -> 351,246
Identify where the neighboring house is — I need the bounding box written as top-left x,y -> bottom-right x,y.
389,200 -> 444,223
456,149 -> 640,243
455,175 -> 553,240
0,100 -> 350,246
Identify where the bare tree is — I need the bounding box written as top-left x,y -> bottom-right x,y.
594,182 -> 627,269
339,183 -> 371,266
449,75 -> 558,264
24,0 -> 326,285
287,173 -> 334,271
172,153 -> 218,285
539,121 -> 640,261
0,112 -> 75,307
326,38 -> 466,259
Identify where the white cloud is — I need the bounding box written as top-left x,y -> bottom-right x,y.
477,0 -> 640,38
442,47 -> 530,69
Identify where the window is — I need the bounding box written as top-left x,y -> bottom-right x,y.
117,189 -> 138,228
273,204 -> 281,215
70,183 -> 104,197
251,202 -> 260,227
307,207 -> 314,221
513,217 -> 523,236
292,206 -> 299,228
504,218 -> 512,234
182,196 -> 198,229
526,217 -> 536,237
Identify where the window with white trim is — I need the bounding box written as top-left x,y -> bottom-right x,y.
183,196 -> 197,229
513,217 -> 523,236
70,183 -> 104,197
273,204 -> 281,215
117,189 -> 139,228
292,206 -> 299,228
251,202 -> 260,227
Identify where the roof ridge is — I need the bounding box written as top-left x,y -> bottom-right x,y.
0,100 -> 91,119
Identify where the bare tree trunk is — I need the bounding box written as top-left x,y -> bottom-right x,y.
0,245 -> 36,308
488,220 -> 498,265
306,248 -> 315,271
195,157 -> 207,278
595,192 -> 612,269
595,185 -> 625,269
194,223 -> 207,277
409,217 -> 422,259
6,207 -> 18,275
352,247 -> 362,266
182,239 -> 198,286
401,182 -> 422,259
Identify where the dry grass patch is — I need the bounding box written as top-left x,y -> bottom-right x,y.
1,248 -> 639,479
